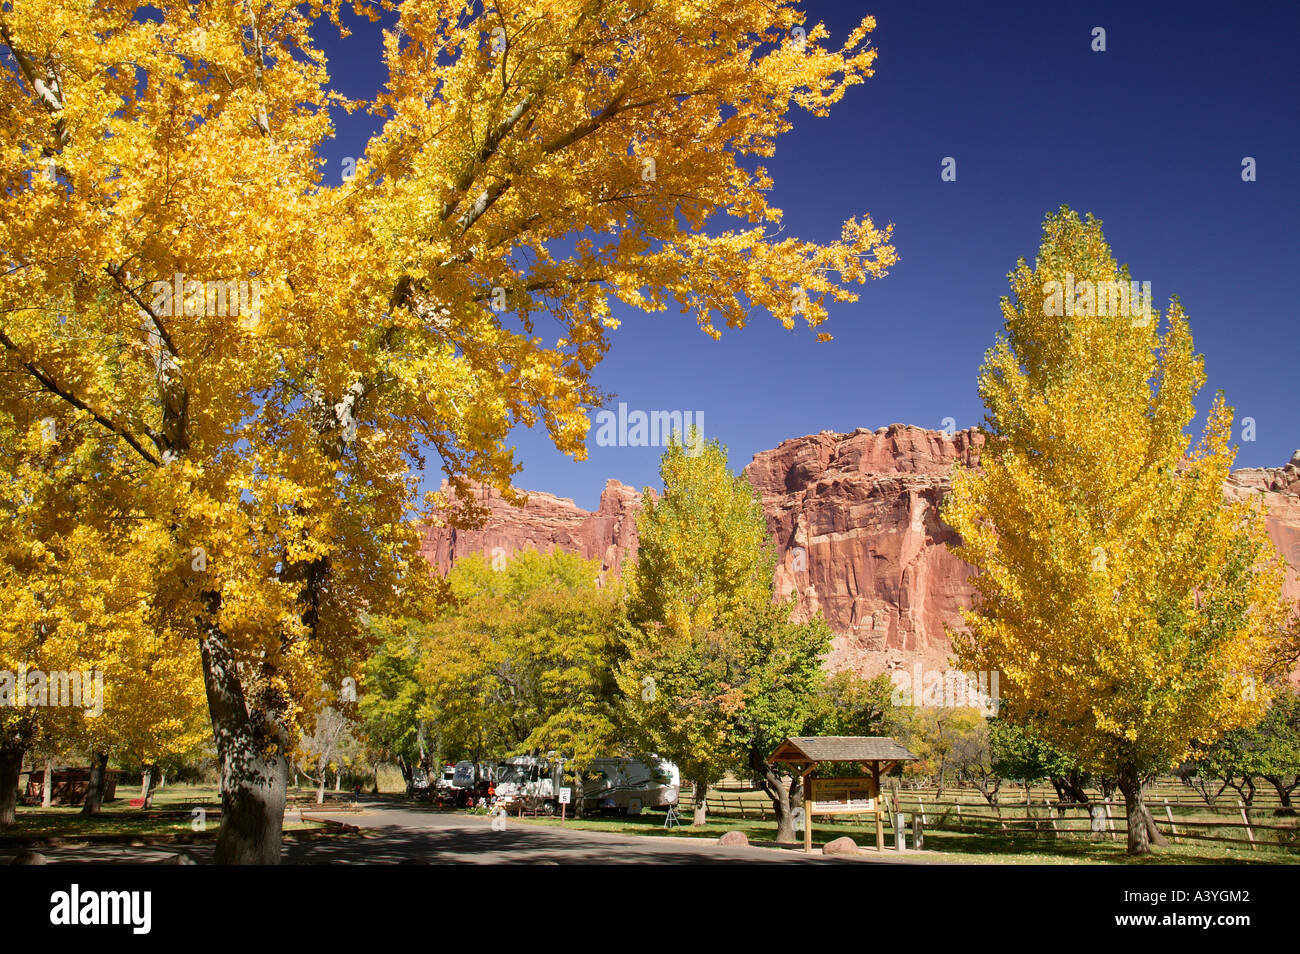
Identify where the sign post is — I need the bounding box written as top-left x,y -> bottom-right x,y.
806,777 -> 880,854
559,787 -> 571,823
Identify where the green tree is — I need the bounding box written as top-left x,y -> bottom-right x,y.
360,617 -> 434,794
416,551 -> 623,783
619,434 -> 774,823
1183,683 -> 1300,810
735,600 -> 833,842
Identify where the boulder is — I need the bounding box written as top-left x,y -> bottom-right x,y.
717,830 -> 749,847
10,850 -> 48,865
822,836 -> 859,856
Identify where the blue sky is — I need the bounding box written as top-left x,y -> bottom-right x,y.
319,1 -> 1299,511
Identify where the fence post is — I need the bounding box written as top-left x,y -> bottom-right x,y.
1238,800 -> 1256,851
912,812 -> 924,851
1103,801 -> 1116,840
1043,798 -> 1058,835
918,795 -> 928,826
1163,799 -> 1177,844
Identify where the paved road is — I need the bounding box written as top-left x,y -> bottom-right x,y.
3,800 -> 933,865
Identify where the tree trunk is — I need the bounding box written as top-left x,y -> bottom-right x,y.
1263,775 -> 1296,810
1116,763 -> 1167,855
81,751 -> 109,816
140,766 -> 154,809
42,757 -> 53,808
316,770 -> 326,805
573,770 -> 585,820
750,748 -> 795,842
691,779 -> 708,826
200,623 -> 290,864
159,769 -> 166,790
0,742 -> 23,826
334,771 -> 342,793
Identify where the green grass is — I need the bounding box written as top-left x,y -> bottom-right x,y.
512,808 -> 1299,865
3,783 -> 326,840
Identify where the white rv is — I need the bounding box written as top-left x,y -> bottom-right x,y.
582,757 -> 680,813
494,756 -> 562,813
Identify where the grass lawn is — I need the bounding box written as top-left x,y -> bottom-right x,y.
512,809 -> 1299,865
3,783 -> 327,840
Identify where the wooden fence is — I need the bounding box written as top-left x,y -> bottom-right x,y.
678,780 -> 1299,851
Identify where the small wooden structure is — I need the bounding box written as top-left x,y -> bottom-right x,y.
24,767 -> 120,806
768,736 -> 918,853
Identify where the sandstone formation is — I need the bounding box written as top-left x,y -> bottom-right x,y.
749,425 -> 984,677
1222,450 -> 1300,599
418,478 -> 642,578
416,428 -> 1300,679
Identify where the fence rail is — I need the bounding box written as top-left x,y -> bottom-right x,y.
678,781 -> 1298,852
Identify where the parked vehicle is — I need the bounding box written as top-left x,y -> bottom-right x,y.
493,756 -> 562,814
431,764 -> 455,799
443,760 -> 494,807
581,757 -> 679,814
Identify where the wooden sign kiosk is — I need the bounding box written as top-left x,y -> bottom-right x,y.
768,736 -> 918,854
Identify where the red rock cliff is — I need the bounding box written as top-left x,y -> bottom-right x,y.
417,429 -> 1300,678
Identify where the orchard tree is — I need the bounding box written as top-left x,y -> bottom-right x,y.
943,208 -> 1298,855
1,0 -> 895,862
1184,683 -> 1300,809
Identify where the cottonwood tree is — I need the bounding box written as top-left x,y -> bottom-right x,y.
0,404 -> 205,820
943,208 -> 1298,855
1,0 -> 894,861
359,617 -> 434,795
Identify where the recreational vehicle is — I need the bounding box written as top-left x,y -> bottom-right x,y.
581,757 -> 679,814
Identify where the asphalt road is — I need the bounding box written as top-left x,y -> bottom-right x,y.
3,800 -> 932,865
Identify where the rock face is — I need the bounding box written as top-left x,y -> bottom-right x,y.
749,425 -> 984,677
1223,450 -> 1300,600
418,478 -> 642,577
416,429 -> 1300,678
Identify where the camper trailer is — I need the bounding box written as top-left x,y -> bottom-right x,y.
581,757 -> 679,814
444,760 -> 494,806
493,756 -> 562,813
